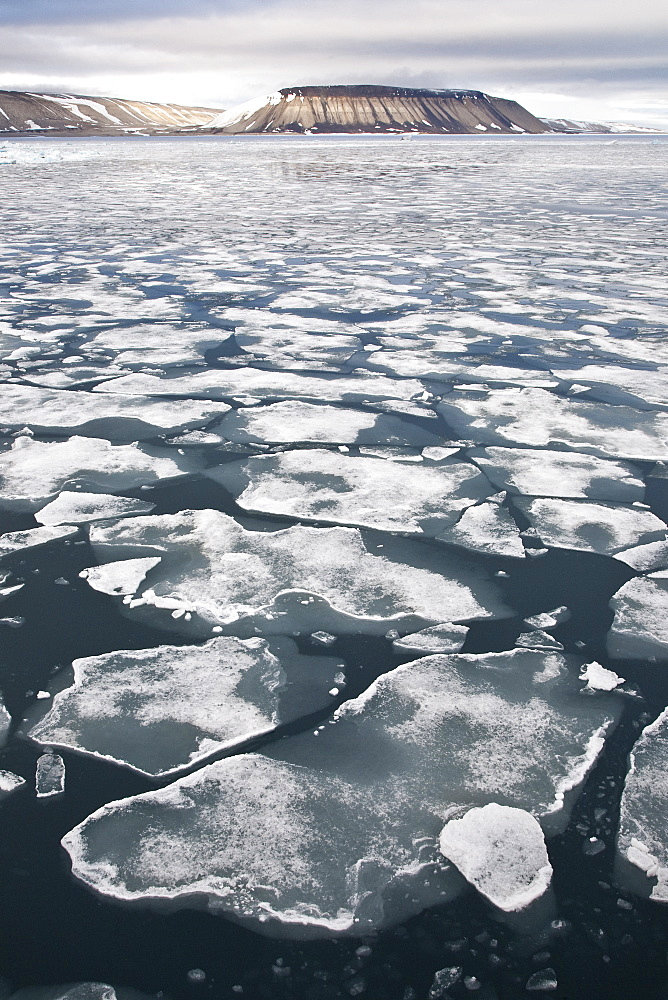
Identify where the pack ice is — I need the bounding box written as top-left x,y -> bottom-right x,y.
208,450 -> 492,536
84,510 -> 509,637
25,636 -> 343,777
62,650 -> 621,937
607,575 -> 668,660
616,709 -> 668,902
513,498 -> 666,558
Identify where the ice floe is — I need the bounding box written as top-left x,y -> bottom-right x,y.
436,499 -> 526,558
25,636 -> 343,776
79,557 -> 161,596
35,492 -> 155,526
607,576 -> 668,660
35,752 -> 65,798
0,769 -> 26,798
513,498 -> 666,556
580,661 -> 625,692
0,524 -> 78,561
62,649 -> 621,936
392,624 -> 469,654
0,696 -> 10,747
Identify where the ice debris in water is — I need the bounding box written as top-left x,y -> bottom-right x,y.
0,435 -> 198,512
438,803 -> 553,911
580,662 -> 625,692
607,576 -> 668,660
0,769 -> 26,799
515,631 -> 564,651
215,401 -> 441,447
8,983 -> 153,1000
392,624 -> 469,654
616,708 -> 668,902
526,968 -> 558,991
0,384 -> 231,442
468,446 -> 644,501
0,697 -> 11,748
0,525 -> 78,561
35,492 -> 155,526
79,557 -> 161,597
513,498 -> 666,557
523,607 -> 571,631
35,752 -> 65,798
436,499 -> 526,559
61,649 -> 622,937
86,510 -> 509,638
25,636 -> 344,777
207,449 -> 493,536
428,967 -> 462,998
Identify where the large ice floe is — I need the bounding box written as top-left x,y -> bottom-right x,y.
61,650 -> 622,936
24,636 -> 343,776
207,450 -> 492,536
607,575 -> 668,660
83,510 -> 510,637
513,498 -> 666,557
616,709 -> 668,902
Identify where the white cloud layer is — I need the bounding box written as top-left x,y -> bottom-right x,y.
1,0 -> 666,127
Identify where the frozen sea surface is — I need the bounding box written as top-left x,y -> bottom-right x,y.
0,134 -> 667,1000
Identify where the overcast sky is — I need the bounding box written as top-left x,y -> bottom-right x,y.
1,0 -> 666,127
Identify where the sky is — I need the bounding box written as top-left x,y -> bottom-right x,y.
0,0 -> 666,127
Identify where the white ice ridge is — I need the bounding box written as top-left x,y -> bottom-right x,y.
25,636 -> 343,776
86,510 -> 510,637
35,492 -> 155,526
392,624 -> 469,655
607,576 -> 668,660
438,804 -> 553,911
436,498 -> 526,559
0,524 -> 78,561
36,752 -> 65,798
513,498 -> 667,557
0,435 -> 199,511
79,557 -> 161,597
616,708 -> 668,902
0,769 -> 26,798
61,650 -> 622,937
439,388 -> 668,462
93,369 -> 425,404
215,401 -> 442,447
0,385 -> 231,441
207,450 -> 492,536
468,447 -> 644,502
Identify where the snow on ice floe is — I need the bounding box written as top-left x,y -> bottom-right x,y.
0,435 -> 199,511
25,636 -> 343,777
614,540 -> 668,572
438,803 -> 552,912
214,401 -> 441,447
512,498 -> 667,557
0,696 -> 10,747
552,364 -> 668,410
607,576 -> 668,660
0,385 -> 231,441
35,492 -> 155,526
439,388 -> 668,462
61,649 -> 622,936
580,661 -> 625,692
436,499 -> 526,559
0,769 -> 26,798
79,557 -> 161,596
616,709 -> 668,903
35,752 -> 65,798
0,524 -> 78,561
8,983 -> 151,1000
468,447 -> 644,502
207,450 -> 492,536
392,624 -> 469,655
84,510 -> 510,638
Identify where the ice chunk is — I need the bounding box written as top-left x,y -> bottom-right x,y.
0,769 -> 26,799
580,661 -> 625,691
553,364 -> 668,409
9,982 -> 152,1000
437,500 -> 526,559
616,709 -> 668,902
438,803 -> 552,911
526,969 -> 558,991
393,624 -> 469,654
0,696 -> 10,748
0,385 -> 231,441
215,401 -> 441,447
468,447 -> 643,502
87,510 -> 509,638
428,968 -> 463,997
513,498 -> 666,556
607,577 -> 668,660
523,606 -> 571,631
515,631 -> 563,651
79,557 -> 161,597
613,540 -> 668,572
208,450 -> 492,536
0,524 -> 78,561
25,636 -> 342,777
0,435 -> 199,511
439,388 -> 668,462
35,752 -> 65,798
62,650 -> 621,937
36,492 -> 155,526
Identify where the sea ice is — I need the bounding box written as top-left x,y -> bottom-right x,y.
468,446 -> 644,502
613,540 -> 668,573
436,500 -> 526,558
438,803 -> 553,911
0,769 -> 26,798
392,624 -> 469,654
35,752 -> 65,798
607,576 -> 668,660
85,510 -> 509,637
25,636 -> 343,776
0,524 -> 78,561
208,450 -> 492,536
512,498 -> 666,556
9,983 -> 151,1000
79,557 -> 161,597
61,650 -> 621,937
580,662 -> 625,692
35,492 -> 155,526
0,697 -> 10,747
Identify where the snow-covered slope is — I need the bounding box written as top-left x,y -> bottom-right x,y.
210,85 -> 550,135
542,118 -> 663,134
0,90 -> 223,135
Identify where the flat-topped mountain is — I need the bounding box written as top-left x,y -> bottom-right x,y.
210,85 -> 549,135
0,90 -> 222,135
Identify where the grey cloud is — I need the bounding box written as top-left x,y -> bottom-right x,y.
0,0 -> 273,26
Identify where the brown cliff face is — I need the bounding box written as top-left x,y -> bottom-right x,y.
210,85 -> 550,135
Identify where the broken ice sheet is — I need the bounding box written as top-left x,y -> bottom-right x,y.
438,803 -> 553,912
468,446 -> 644,502
513,497 -> 666,557
0,435 -> 199,511
436,499 -> 526,559
85,510 -> 510,638
79,557 -> 161,597
35,492 -> 155,526
35,752 -> 65,798
392,624 -> 469,655
0,524 -> 78,561
61,649 -> 622,937
0,769 -> 26,799
616,708 -> 668,903
24,636 -> 343,777
607,575 -> 668,660
207,450 -> 492,536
